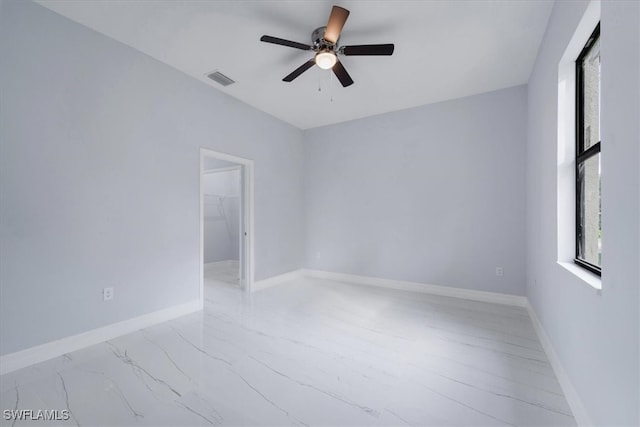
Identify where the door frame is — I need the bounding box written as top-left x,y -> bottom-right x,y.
200,148 -> 254,298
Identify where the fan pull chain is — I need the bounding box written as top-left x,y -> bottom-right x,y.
330,70 -> 334,102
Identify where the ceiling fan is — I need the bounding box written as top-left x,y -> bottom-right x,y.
260,5 -> 394,87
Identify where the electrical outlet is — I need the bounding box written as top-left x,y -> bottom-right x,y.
315,251 -> 321,260
103,287 -> 114,301
495,267 -> 504,277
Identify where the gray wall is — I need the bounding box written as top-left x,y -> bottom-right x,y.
304,86 -> 527,296
0,0 -> 305,355
526,0 -> 639,425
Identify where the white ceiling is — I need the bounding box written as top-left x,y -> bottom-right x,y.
36,0 -> 553,129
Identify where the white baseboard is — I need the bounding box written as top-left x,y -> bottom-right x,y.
0,299 -> 201,375
302,269 -> 527,307
525,301 -> 591,426
204,260 -> 239,272
252,269 -> 303,292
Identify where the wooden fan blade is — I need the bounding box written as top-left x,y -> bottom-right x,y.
283,59 -> 316,82
324,6 -> 350,44
260,35 -> 312,51
332,60 -> 354,87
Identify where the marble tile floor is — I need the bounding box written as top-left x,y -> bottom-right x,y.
0,277 -> 576,426
205,261 -> 240,286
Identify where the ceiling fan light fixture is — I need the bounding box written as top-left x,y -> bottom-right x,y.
315,50 -> 337,70
259,5 -> 394,87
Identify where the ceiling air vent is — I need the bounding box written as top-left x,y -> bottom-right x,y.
206,71 -> 235,87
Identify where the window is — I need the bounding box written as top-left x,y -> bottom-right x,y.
575,23 -> 601,276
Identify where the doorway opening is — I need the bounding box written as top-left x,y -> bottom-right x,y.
200,148 -> 254,299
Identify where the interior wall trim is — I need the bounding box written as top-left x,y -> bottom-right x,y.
252,269 -> 304,292
0,299 -> 201,375
204,260 -> 239,273
525,301 -> 592,426
302,269 -> 528,306
200,147 -> 255,294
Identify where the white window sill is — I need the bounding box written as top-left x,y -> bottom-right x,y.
557,261 -> 602,291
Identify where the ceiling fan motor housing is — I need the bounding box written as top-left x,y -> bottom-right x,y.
312,26 -> 337,51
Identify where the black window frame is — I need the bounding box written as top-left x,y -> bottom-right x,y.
575,23 -> 601,276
